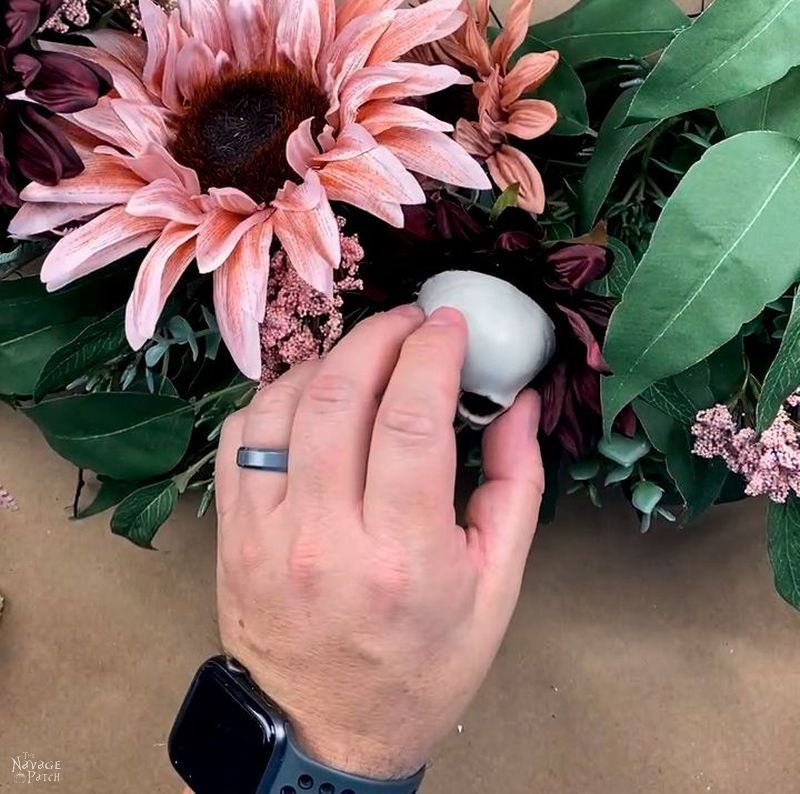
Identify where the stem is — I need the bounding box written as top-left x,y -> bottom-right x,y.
174,450 -> 217,494
489,3 -> 503,28
72,468 -> 86,519
191,381 -> 254,413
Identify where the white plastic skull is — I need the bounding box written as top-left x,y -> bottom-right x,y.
416,270 -> 556,427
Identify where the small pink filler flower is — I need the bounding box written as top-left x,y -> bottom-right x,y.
10,0 -> 489,378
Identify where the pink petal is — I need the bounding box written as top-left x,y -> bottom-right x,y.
286,118 -> 321,177
368,0 -> 465,65
84,29 -> 147,73
9,201 -> 110,237
177,0 -> 230,52
332,66 -> 402,127
367,63 -> 469,102
67,98 -> 141,153
317,0 -> 337,74
490,0 -> 533,67
160,12 -> 189,113
196,209 -> 266,274
487,145 -> 545,214
140,0 -> 170,97
176,38 -> 217,102
111,99 -> 171,148
272,172 -> 339,296
357,100 -> 453,136
503,98 -> 558,139
19,155 -> 144,204
212,222 -> 273,379
377,128 -> 491,189
327,10 -> 394,93
126,178 -> 202,225
226,0 -> 269,68
502,50 -> 559,109
99,143 -> 201,195
336,0 -> 403,33
317,132 -> 424,226
208,187 -> 259,214
276,0 -> 322,75
40,207 -> 164,291
454,119 -> 495,158
125,222 -> 198,348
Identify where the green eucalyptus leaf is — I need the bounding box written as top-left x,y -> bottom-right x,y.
657,506 -> 677,522
534,0 -> 687,64
145,342 -> 168,368
33,307 -> 128,401
0,240 -> 48,278
597,432 -> 650,467
632,480 -> 664,514
634,399 -> 728,521
0,318 -> 90,396
569,459 -> 601,481
602,132 -> 800,433
76,477 -> 139,519
519,36 -> 588,136
490,184 -> 520,222
718,67 -> 800,140
578,89 -> 660,232
605,464 -> 635,486
767,497 -> 800,610
757,288 -> 800,431
111,480 -> 178,549
626,0 -> 800,124
24,392 -> 193,480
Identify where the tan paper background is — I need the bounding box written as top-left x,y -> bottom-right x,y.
1,2 -> 796,793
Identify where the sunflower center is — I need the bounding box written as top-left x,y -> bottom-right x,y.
172,70 -> 328,204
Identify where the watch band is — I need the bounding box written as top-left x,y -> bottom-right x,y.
266,726 -> 425,794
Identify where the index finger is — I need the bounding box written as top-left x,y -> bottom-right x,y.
364,308 -> 467,538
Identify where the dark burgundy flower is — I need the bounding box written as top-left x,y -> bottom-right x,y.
355,195 -> 635,457
0,0 -> 111,207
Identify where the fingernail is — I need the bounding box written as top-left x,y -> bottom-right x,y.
389,303 -> 424,320
426,306 -> 463,326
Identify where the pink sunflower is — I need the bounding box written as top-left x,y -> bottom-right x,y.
9,0 -> 489,377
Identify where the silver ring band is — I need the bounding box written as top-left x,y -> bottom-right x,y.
236,447 -> 289,472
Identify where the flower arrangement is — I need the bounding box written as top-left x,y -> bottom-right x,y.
2,0 -> 800,612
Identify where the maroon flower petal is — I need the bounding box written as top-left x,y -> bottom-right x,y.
4,0 -> 60,48
614,405 -> 638,438
0,133 -> 20,207
15,52 -> 112,113
547,244 -> 608,290
435,198 -> 482,241
557,303 -> 610,373
495,230 -> 540,252
15,103 -> 83,185
540,359 -> 568,435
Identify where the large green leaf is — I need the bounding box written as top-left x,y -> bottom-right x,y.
534,0 -> 687,64
34,307 -> 128,401
767,497 -> 800,610
602,132 -> 800,433
0,318 -> 90,396
627,0 -> 800,124
757,288 -> 800,431
640,378 -> 699,425
634,399 -> 728,521
578,89 -> 660,232
25,392 -> 193,480
522,36 -> 588,136
0,265 -> 131,340
717,67 -> 800,140
111,480 -> 178,549
76,477 -> 140,519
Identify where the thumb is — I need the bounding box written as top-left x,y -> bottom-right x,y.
466,390 -> 544,589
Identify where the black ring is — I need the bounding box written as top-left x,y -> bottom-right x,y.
236,447 -> 289,472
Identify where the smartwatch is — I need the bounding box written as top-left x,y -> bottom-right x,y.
169,656 -> 426,794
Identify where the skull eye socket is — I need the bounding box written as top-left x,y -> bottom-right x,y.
459,392 -> 503,419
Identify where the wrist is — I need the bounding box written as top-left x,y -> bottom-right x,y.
290,721 -> 426,782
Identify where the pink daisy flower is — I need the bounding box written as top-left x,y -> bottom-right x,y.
9,0 -> 489,377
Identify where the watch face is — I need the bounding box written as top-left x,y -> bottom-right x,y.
169,658 -> 281,794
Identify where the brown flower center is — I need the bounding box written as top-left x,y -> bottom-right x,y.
171,69 -> 328,204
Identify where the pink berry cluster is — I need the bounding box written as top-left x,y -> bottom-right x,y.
259,218 -> 364,387
39,0 -> 90,32
692,392 -> 800,503
0,483 -> 18,511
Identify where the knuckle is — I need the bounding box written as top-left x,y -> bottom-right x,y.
304,372 -> 359,414
222,532 -> 268,575
379,402 -> 437,446
365,548 -> 414,605
249,380 -> 303,419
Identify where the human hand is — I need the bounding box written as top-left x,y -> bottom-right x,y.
215,305 -> 544,780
